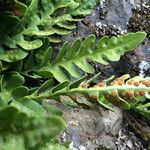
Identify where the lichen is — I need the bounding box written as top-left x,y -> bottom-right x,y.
139,60 -> 150,77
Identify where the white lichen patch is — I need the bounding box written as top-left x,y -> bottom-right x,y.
139,60 -> 150,77
79,145 -> 86,150
61,132 -> 67,142
69,141 -> 86,150
69,120 -> 79,127
99,0 -> 106,6
69,141 -> 78,150
96,22 -> 127,35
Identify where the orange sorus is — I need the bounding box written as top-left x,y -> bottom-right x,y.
14,10 -> 20,16
127,80 -> 134,85
98,81 -> 105,87
117,80 -> 123,86
79,82 -> 88,88
139,89 -> 145,95
92,85 -> 99,88
110,82 -> 115,86
144,82 -> 150,87
111,91 -> 117,97
91,93 -> 97,100
120,92 -> 126,97
141,80 -> 150,87
142,80 -> 147,84
126,91 -> 133,96
70,96 -> 76,99
105,94 -> 110,99
135,91 -> 140,96
134,81 -> 140,86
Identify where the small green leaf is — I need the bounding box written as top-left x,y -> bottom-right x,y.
17,39 -> 43,50
0,49 -> 28,62
43,101 -> 62,116
12,86 -> 29,99
2,72 -> 24,91
37,79 -> 56,95
52,81 -> 69,94
60,95 -> 81,108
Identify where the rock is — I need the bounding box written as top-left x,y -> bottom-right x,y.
115,129 -> 146,150
57,0 -> 150,149
124,111 -> 150,147
100,107 -> 123,135
61,107 -> 123,150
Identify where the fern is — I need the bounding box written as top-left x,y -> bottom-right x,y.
0,0 -> 98,62
1,71 -> 149,119
35,32 -> 146,82
1,1 -> 149,149
0,31 -> 148,150
0,104 -> 65,149
0,72 -> 66,149
2,32 -> 146,81
27,74 -> 150,118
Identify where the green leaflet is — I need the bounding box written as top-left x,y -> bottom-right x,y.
0,72 -> 25,105
0,0 -> 98,62
0,72 -> 66,149
0,48 -> 28,63
36,32 -> 146,82
71,0 -> 99,16
0,105 -> 66,149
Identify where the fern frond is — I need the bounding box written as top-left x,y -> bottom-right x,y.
0,105 -> 65,149
36,32 -> 146,82
0,72 -> 66,149
28,74 -> 150,118
0,0 -> 98,62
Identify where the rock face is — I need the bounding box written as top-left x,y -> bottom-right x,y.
61,107 -> 123,150
59,0 -> 150,149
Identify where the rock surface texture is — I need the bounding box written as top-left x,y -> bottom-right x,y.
59,0 -> 150,149
61,108 -> 123,150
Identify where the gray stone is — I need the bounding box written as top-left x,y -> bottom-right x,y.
58,0 -> 150,149
61,107 -> 123,150
100,107 -> 123,135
